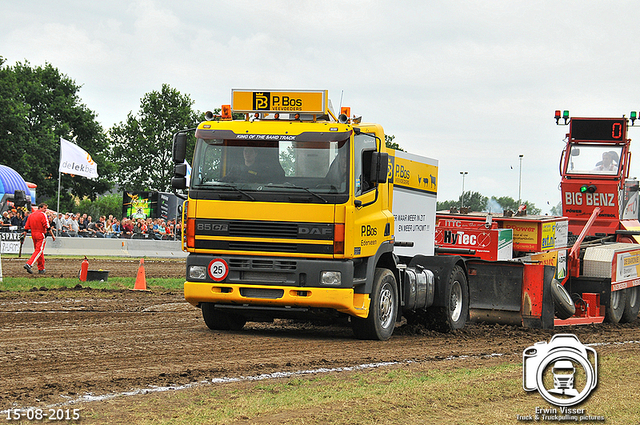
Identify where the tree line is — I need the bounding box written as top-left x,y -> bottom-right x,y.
0,58 -> 201,213
437,192 -> 542,215
1,58 -> 541,216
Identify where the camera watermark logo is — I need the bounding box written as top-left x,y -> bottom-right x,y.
523,334 -> 597,407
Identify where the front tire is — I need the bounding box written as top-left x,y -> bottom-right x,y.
605,289 -> 626,323
621,286 -> 640,323
352,268 -> 398,341
202,303 -> 246,331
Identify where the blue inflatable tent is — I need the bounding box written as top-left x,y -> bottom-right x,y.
0,164 -> 31,204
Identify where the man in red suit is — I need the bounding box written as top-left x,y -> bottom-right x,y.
23,203 -> 55,274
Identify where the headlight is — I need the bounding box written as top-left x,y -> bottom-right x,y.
188,265 -> 207,280
321,271 -> 341,286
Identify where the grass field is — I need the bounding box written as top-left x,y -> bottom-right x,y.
82,350 -> 640,424
0,276 -> 185,292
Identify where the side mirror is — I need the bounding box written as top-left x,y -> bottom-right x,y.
172,176 -> 187,190
172,133 -> 187,164
171,163 -> 187,190
370,152 -> 389,184
174,162 -> 187,177
571,148 -> 580,156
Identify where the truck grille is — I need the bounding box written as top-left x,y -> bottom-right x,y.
194,219 -> 334,254
229,258 -> 297,271
230,221 -> 298,238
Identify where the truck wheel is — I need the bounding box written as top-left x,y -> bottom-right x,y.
352,268 -> 398,341
550,279 -> 575,320
201,303 -> 247,331
621,286 -> 640,323
227,313 -> 247,331
605,289 -> 627,324
427,265 -> 469,332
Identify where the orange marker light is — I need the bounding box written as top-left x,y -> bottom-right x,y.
221,105 -> 232,120
334,223 -> 345,254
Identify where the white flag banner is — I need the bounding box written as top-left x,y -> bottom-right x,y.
59,138 -> 99,179
184,160 -> 192,187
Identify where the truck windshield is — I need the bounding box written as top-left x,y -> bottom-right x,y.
190,137 -> 350,194
566,144 -> 622,175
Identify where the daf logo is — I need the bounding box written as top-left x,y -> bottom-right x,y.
298,225 -> 332,237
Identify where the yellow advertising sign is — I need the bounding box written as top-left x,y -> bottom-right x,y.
390,151 -> 438,193
503,221 -> 539,251
232,90 -> 328,114
618,250 -> 640,282
531,250 -> 568,280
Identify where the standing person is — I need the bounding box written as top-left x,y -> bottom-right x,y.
23,203 -> 55,275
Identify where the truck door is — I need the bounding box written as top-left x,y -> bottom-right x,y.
352,132 -> 387,258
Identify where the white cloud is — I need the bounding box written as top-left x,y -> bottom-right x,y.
3,0 -> 640,213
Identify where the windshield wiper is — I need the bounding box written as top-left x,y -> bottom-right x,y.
266,183 -> 328,203
209,182 -> 256,201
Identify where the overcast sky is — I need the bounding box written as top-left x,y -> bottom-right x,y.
4,1 -> 640,213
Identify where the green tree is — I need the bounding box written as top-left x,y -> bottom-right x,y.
550,202 -> 562,216
108,84 -> 202,192
437,199 -> 460,211
0,58 -> 114,203
461,191 -> 488,211
385,134 -> 403,151
76,193 -> 123,219
437,191 -> 487,212
491,195 -> 541,215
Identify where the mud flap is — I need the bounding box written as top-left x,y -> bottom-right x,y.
466,260 -> 523,325
466,260 -> 554,329
521,264 -> 555,329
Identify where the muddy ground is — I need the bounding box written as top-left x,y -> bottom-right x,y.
1,257 -> 639,415
1,257 -> 185,279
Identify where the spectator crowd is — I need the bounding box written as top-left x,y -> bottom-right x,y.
2,208 -> 180,240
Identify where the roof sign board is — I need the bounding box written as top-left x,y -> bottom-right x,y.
232,90 -> 328,114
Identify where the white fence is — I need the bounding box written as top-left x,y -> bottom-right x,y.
1,236 -> 187,258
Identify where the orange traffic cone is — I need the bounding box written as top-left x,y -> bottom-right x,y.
133,258 -> 148,291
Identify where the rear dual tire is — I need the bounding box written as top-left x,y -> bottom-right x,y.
621,286 -> 640,323
605,289 -> 626,324
426,265 -> 469,332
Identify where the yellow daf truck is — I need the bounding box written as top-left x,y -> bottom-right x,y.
171,89 -> 555,340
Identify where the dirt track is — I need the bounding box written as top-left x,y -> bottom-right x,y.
1,258 -> 639,411
1,257 -> 185,279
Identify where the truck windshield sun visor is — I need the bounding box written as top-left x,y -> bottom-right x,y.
190,132 -> 352,198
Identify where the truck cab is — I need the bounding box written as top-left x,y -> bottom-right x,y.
558,114 -> 640,240
172,90 -> 410,340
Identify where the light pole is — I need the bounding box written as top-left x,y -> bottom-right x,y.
460,171 -> 468,209
518,155 -> 524,206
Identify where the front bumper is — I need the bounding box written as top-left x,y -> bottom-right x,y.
184,281 -> 370,318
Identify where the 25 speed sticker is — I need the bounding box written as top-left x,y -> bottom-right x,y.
5,408 -> 80,421
208,258 -> 229,282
